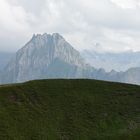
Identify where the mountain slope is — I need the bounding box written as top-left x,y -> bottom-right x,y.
0,52 -> 14,71
0,79 -> 139,140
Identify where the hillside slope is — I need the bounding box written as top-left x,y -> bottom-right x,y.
0,79 -> 139,140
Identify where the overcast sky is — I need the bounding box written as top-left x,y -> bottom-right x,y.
1,0 -> 140,52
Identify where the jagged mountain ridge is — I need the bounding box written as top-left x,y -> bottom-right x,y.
1,33 -> 140,85
81,49 -> 140,72
0,33 -> 98,83
81,50 -> 140,84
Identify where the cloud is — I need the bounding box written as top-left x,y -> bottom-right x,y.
0,0 -> 140,52
0,0 -> 36,51
111,0 -> 140,9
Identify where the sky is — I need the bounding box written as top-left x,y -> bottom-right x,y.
1,0 -> 140,52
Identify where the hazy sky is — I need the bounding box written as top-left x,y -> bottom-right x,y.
1,0 -> 140,52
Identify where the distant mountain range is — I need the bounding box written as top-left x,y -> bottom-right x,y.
1,33 -> 140,85
81,50 -> 140,72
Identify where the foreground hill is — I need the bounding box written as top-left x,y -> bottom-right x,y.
0,79 -> 139,140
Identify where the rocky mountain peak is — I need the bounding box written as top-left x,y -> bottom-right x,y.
1,33 -> 87,83
31,33 -> 64,41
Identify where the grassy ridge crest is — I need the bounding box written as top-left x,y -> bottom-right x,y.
0,79 -> 139,140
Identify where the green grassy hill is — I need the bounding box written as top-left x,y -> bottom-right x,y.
0,79 -> 139,140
